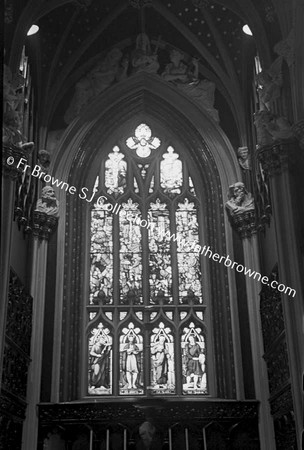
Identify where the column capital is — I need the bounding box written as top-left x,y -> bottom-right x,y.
228,210 -> 257,239
225,182 -> 256,238
32,211 -> 58,240
256,140 -> 298,177
2,145 -> 32,180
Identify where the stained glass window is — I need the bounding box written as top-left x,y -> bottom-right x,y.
87,123 -> 208,397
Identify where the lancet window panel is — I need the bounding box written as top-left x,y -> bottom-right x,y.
86,123 -> 208,397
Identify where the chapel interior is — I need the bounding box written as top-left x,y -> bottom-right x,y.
1,0 -> 304,449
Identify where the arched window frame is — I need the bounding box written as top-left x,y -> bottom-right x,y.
85,122 -> 212,398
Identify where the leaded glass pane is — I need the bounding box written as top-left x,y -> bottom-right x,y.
90,208 -> 113,304
105,146 -> 127,196
88,323 -> 113,395
180,311 -> 188,320
181,323 -> 207,394
135,312 -> 143,320
134,177 -> 139,193
119,323 -> 144,395
196,311 -> 204,320
148,199 -> 172,301
149,176 -> 154,193
119,199 -> 143,303
176,199 -> 203,302
160,146 -> 183,194
126,123 -> 160,158
138,164 -> 149,179
150,322 -> 175,394
189,176 -> 196,196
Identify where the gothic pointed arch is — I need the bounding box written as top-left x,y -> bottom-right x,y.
50,74 -> 242,401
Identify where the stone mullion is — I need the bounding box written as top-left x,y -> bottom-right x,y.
113,211 -> 120,395
141,198 -> 151,394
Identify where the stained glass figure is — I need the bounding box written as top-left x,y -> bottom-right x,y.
119,199 -> 143,303
148,199 -> 172,302
119,322 -> 144,395
160,146 -> 183,194
126,123 -> 161,158
181,322 -> 207,394
150,322 -> 175,394
176,199 -> 203,301
105,146 -> 127,196
88,323 -> 112,395
90,208 -> 113,304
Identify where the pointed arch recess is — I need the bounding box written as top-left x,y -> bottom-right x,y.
50,74 -> 242,402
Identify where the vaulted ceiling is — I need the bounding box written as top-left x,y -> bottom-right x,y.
5,0 -> 293,144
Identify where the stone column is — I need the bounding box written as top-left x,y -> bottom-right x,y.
21,210 -> 58,450
257,140 -> 304,448
226,185 -> 276,450
0,145 -> 30,388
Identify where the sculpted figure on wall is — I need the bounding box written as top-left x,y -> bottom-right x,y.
3,110 -> 34,151
64,48 -> 125,124
38,149 -> 51,172
225,182 -> 254,217
43,427 -> 65,450
3,64 -> 24,113
137,421 -> 157,449
35,186 -> 59,217
131,33 -> 159,74
162,49 -> 219,122
253,110 -> 293,147
274,28 -> 295,67
237,146 -> 251,171
256,57 -> 283,110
